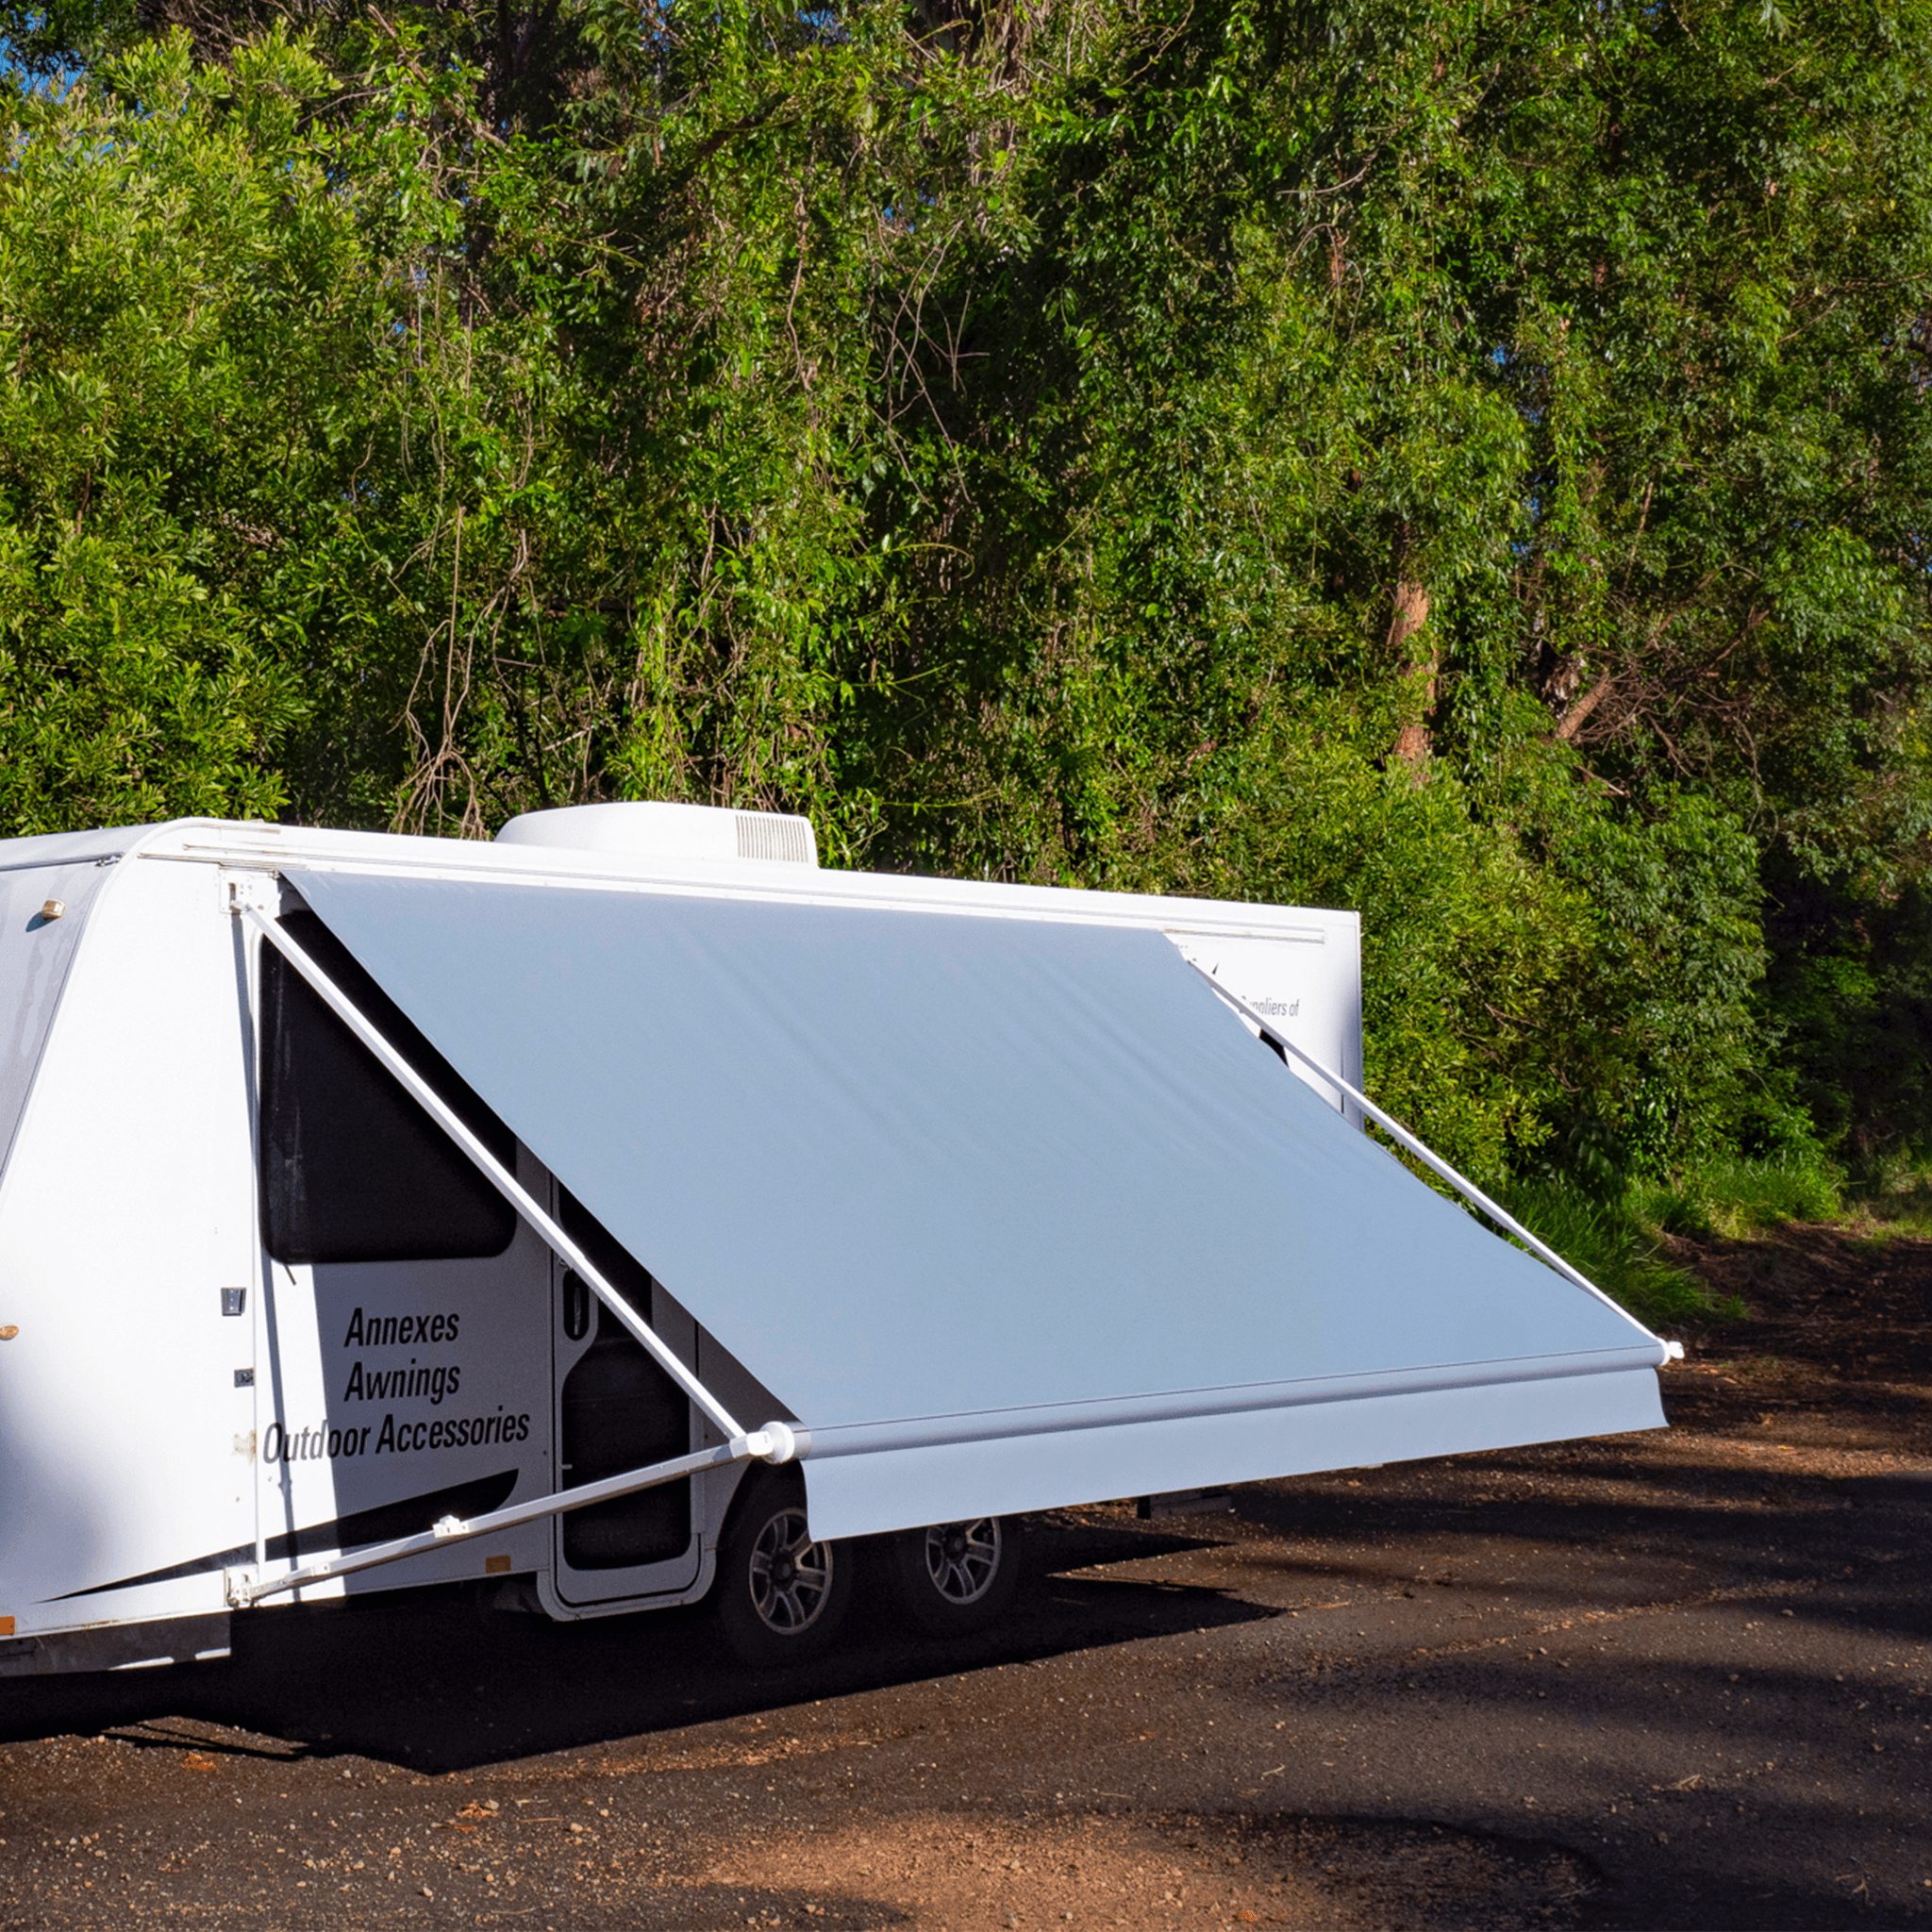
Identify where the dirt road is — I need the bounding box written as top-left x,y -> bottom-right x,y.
2,1223 -> 1927,1930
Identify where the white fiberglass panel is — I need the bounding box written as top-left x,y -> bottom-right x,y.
0,859 -> 114,1183
0,859 -> 256,1626
257,1235 -> 555,1603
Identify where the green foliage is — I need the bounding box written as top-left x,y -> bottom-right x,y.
1499,1177 -> 1743,1333
2,0 -> 1932,1196
0,31 -> 343,827
1641,1151 -> 1844,1241
1536,790 -> 1771,1179
1505,1146 -> 1840,1332
1842,1167 -> 1932,1241
1762,865 -> 1932,1178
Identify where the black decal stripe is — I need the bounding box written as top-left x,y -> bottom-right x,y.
48,1470 -> 521,1601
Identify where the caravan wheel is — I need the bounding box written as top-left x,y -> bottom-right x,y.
887,1517 -> 1021,1638
714,1471 -> 854,1667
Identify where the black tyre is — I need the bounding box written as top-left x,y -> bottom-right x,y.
886,1517 -> 1021,1638
713,1470 -> 855,1668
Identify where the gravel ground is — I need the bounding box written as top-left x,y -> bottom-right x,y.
2,1221 -> 1927,1930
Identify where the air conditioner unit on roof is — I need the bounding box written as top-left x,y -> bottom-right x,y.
494,801 -> 817,867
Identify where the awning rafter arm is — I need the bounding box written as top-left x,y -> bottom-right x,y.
240,901 -> 774,1445
223,1430 -> 803,1607
1187,959 -> 1664,1337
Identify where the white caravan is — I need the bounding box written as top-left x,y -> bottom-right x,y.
0,805 -> 1673,1678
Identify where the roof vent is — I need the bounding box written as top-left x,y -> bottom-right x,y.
734,813 -> 814,865
493,802 -> 819,867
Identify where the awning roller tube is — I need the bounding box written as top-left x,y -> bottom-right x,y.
799,1343 -> 1667,1461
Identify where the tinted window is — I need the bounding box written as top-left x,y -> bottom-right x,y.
259,911 -> 518,1263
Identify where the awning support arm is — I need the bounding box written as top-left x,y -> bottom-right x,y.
240,902 -> 777,1446
1188,960 -> 1668,1336
224,1428 -> 800,1607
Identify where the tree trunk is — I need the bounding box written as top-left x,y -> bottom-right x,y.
1387,576 -> 1434,772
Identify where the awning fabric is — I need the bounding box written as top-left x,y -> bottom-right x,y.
284,871 -> 1667,1539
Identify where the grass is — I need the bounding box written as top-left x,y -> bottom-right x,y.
1498,1176 -> 1744,1333
1492,1147 -> 1932,1337
1835,1167 -> 1932,1244
1637,1150 -> 1843,1240
1501,1150 -> 1848,1333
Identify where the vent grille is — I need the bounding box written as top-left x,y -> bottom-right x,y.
734,813 -> 816,865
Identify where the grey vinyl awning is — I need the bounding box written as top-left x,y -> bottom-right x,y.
283,870 -> 1666,1539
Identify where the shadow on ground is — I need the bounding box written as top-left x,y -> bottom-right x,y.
0,1523 -> 1266,1774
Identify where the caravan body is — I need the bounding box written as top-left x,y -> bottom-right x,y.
0,810 -> 1668,1676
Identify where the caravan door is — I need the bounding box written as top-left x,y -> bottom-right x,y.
547,1188 -> 704,1607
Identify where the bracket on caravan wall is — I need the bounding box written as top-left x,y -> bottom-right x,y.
227,899 -> 802,1610
1187,959 -> 1682,1350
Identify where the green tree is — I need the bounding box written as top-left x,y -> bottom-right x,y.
0,31 -> 359,829
5,0 -> 1931,1177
